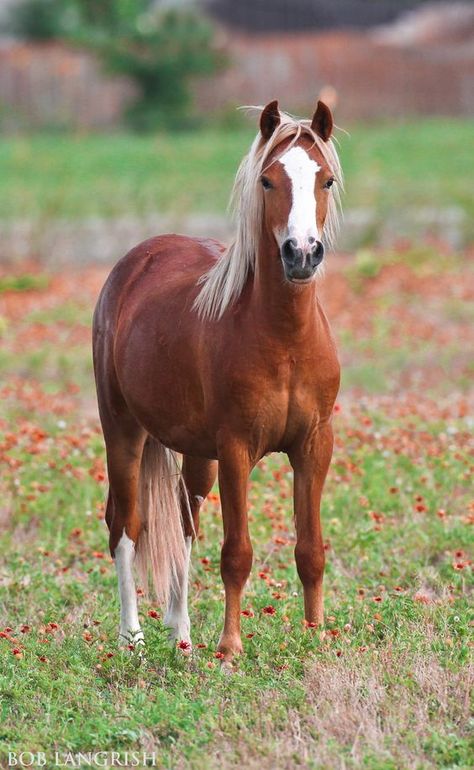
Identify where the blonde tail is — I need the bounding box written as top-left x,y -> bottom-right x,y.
135,435 -> 190,608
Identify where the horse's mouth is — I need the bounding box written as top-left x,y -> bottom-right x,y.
288,275 -> 316,285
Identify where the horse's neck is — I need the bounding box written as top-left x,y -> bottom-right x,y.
251,234 -> 320,337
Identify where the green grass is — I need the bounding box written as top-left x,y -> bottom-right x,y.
0,252 -> 472,769
0,119 -> 473,234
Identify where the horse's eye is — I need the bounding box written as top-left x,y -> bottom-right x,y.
324,177 -> 335,189
261,176 -> 272,190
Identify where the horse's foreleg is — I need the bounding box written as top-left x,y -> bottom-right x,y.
289,422 -> 334,626
216,441 -> 252,661
164,457 -> 218,645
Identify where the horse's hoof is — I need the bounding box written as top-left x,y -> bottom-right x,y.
119,630 -> 145,655
220,659 -> 236,675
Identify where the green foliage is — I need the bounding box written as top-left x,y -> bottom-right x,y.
0,274 -> 49,294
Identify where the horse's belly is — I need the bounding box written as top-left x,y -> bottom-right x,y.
138,411 -> 218,459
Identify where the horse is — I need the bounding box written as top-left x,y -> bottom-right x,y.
92,100 -> 343,661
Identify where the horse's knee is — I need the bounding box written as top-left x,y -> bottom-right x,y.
294,542 -> 325,586
221,537 -> 253,586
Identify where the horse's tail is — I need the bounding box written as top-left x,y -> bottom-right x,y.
135,435 -> 189,608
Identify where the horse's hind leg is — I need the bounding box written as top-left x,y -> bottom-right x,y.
103,419 -> 147,648
164,456 -> 217,645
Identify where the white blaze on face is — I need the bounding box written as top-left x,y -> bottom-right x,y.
277,146 -> 321,251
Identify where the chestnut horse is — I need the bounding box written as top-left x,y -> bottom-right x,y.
93,100 -> 343,661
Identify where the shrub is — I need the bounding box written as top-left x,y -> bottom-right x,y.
84,7 -> 225,130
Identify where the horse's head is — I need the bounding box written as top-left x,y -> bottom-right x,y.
194,101 -> 342,320
259,100 -> 337,284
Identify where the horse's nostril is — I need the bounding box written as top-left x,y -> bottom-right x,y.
314,241 -> 324,261
308,236 -> 316,245
282,237 -> 299,263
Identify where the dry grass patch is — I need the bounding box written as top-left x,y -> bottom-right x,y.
203,648 -> 472,770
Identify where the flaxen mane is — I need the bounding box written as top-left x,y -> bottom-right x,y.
193,108 -> 343,321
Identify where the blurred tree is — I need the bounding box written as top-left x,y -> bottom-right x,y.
4,0 -> 224,131
76,4 -> 224,130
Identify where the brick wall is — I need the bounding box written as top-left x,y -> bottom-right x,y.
196,30 -> 474,120
0,29 -> 472,132
0,41 -> 135,131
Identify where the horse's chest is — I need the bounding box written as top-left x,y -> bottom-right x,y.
222,351 -> 339,451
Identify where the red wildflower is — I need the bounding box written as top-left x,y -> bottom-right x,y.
241,609 -> 254,617
262,605 -> 276,615
147,610 -> 160,619
214,651 -> 225,659
373,596 -> 383,603
177,640 -> 191,651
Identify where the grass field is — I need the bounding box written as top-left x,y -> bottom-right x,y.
0,119 -> 473,241
0,243 -> 472,769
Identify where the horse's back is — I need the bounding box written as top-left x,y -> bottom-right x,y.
94,234 -> 224,330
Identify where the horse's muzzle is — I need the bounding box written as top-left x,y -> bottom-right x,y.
281,237 -> 324,282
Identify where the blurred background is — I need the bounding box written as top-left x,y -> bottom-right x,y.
0,0 -> 472,263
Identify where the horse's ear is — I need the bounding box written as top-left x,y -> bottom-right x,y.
260,100 -> 280,141
311,100 -> 333,142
